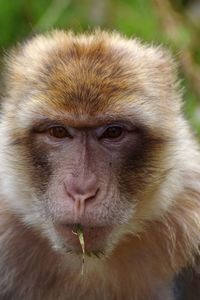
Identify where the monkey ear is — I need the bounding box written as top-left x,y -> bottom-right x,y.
3,31 -> 71,98
3,44 -> 29,97
150,45 -> 179,84
130,40 -> 182,107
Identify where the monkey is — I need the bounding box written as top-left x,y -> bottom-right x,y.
0,30 -> 199,300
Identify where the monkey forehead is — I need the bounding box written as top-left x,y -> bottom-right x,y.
13,96 -> 176,138
6,31 -> 181,125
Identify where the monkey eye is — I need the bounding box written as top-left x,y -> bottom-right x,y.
48,126 -> 72,139
101,126 -> 124,140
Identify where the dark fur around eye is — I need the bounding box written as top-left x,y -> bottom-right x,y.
101,126 -> 123,139
48,127 -> 71,139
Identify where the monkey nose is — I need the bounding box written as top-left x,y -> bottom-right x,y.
64,174 -> 99,216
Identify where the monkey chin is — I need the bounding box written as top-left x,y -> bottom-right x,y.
55,223 -> 113,256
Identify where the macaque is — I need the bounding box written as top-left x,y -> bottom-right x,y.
0,30 -> 199,300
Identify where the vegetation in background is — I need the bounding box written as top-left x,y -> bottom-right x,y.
0,0 -> 199,133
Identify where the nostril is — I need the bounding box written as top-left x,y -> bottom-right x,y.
85,187 -> 99,202
64,182 -> 74,200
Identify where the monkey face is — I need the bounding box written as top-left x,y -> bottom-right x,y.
32,120 -> 143,254
0,31 -> 180,256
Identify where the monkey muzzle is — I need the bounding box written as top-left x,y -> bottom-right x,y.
55,223 -> 113,254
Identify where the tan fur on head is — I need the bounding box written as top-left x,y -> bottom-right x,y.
0,30 -> 199,299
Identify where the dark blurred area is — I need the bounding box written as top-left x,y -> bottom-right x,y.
0,0 -> 200,132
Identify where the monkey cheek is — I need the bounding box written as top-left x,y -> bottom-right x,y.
54,224 -> 113,254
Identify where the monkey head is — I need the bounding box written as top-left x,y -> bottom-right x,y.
0,31 -> 183,256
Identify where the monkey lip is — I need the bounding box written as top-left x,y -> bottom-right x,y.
55,223 -> 112,253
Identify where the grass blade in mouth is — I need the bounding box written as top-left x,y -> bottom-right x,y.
72,224 -> 85,275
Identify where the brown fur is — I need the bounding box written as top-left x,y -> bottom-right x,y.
0,31 -> 199,299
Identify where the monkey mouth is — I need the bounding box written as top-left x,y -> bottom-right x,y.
55,223 -> 113,254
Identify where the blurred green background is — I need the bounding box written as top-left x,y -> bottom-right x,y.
0,0 -> 200,133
